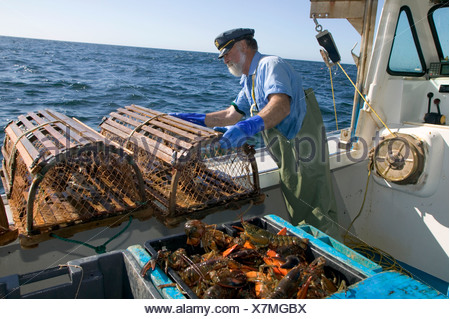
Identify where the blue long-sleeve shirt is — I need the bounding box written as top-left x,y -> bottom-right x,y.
233,51 -> 307,140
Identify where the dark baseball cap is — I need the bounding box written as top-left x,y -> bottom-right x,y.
214,28 -> 255,58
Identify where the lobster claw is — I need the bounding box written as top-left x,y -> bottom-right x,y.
140,259 -> 156,278
297,276 -> 312,299
280,255 -> 301,269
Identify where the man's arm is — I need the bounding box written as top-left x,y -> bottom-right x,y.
258,93 -> 291,129
205,105 -> 243,127
217,93 -> 290,149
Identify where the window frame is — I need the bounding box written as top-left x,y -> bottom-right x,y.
427,2 -> 449,61
387,6 -> 427,77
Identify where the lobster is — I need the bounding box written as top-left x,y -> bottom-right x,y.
240,218 -> 309,250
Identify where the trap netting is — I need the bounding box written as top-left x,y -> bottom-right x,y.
100,105 -> 263,225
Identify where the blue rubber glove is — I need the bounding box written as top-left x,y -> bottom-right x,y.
213,126 -> 232,133
169,112 -> 206,126
216,115 -> 265,149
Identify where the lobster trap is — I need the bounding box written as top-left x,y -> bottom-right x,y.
100,105 -> 264,226
0,110 -> 149,247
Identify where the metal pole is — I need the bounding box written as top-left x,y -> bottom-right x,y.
350,0 -> 378,135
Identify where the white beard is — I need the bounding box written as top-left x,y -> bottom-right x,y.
227,49 -> 246,77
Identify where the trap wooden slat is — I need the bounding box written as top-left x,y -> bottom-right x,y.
83,172 -> 134,211
104,113 -> 176,155
38,110 -> 96,145
101,120 -> 174,164
0,167 -> 11,196
37,110 -> 90,145
51,112 -> 105,143
4,123 -> 39,169
114,107 -> 204,144
144,185 -> 171,211
27,111 -> 77,149
130,104 -> 218,137
126,105 -> 212,139
113,108 -> 195,151
17,115 -> 60,157
1,151 -> 12,187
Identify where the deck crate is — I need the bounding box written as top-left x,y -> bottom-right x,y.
0,249 -> 162,299
144,216 -> 369,299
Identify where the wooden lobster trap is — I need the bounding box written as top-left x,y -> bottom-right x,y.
0,110 -> 148,247
100,105 -> 264,226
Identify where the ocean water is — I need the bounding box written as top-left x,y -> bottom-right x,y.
0,36 -> 356,194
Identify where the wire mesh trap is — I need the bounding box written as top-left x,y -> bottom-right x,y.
0,110 -> 148,247
100,105 -> 264,226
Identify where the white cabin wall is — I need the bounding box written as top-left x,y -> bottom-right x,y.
372,78 -> 449,125
331,123 -> 449,282
330,0 -> 449,283
330,159 -> 372,236
360,136 -> 449,282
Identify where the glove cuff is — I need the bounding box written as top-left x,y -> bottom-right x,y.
237,115 -> 265,136
169,113 -> 206,126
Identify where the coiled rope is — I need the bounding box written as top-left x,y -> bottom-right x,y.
341,156 -> 413,276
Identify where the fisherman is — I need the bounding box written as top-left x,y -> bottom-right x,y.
171,28 -> 338,237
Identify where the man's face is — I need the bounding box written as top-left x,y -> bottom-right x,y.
224,41 -> 246,77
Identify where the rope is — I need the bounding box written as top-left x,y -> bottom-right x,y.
335,62 -> 412,274
337,62 -> 396,137
343,164 -> 372,240
344,233 -> 414,277
342,158 -> 413,277
328,67 -> 339,130
58,264 -> 84,298
237,200 -> 254,220
310,36 -> 412,279
50,215 -> 133,254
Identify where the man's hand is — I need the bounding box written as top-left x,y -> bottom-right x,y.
169,112 -> 206,126
216,115 -> 265,149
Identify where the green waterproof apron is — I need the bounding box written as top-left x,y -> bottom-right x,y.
260,88 -> 339,238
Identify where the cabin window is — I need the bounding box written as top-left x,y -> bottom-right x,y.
387,6 -> 426,76
429,4 -> 449,61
